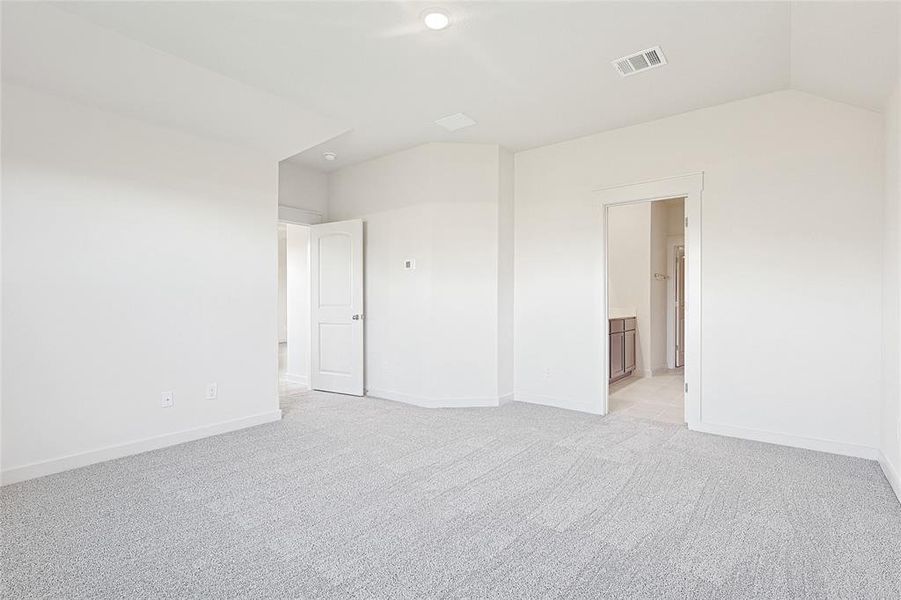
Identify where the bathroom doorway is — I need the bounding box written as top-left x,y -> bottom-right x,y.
606,197 -> 685,424
594,173 -> 703,426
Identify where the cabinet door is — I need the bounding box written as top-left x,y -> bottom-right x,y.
610,332 -> 625,381
624,330 -> 636,373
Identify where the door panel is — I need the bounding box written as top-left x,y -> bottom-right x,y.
610,332 -> 625,382
318,323 -> 353,374
311,219 -> 364,396
624,330 -> 636,372
609,318 -> 624,333
318,234 -> 353,306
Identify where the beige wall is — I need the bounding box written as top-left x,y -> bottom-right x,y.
649,202 -> 668,373
664,201 -> 685,370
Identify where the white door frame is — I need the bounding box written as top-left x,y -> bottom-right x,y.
278,204 -> 323,226
593,173 -> 703,427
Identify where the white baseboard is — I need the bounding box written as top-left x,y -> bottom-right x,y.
366,388 -> 504,409
879,450 -> 901,505
1,410 -> 283,486
514,392 -> 603,415
690,421 -> 879,460
284,372 -> 309,387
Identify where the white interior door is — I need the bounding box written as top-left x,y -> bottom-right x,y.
310,219 -> 364,396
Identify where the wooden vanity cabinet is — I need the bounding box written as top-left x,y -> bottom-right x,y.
609,318 -> 636,383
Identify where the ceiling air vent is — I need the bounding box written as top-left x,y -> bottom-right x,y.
612,46 -> 667,77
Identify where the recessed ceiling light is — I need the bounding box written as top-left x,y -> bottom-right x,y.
435,112 -> 476,132
423,9 -> 450,31
322,152 -> 337,161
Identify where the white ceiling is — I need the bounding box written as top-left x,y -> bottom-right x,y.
790,2 -> 899,111
2,3 -> 349,160
9,2 -> 901,170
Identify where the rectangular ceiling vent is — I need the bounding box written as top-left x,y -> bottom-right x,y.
435,112 -> 477,132
612,46 -> 667,78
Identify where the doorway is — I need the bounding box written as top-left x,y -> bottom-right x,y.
278,222 -> 312,412
277,217 -> 365,408
594,173 -> 702,426
606,197 -> 685,424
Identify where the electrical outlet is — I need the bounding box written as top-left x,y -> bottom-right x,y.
160,391 -> 174,408
205,383 -> 218,400
544,368 -> 551,380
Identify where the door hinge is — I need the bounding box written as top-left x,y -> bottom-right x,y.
684,217 -> 688,228
684,383 -> 688,393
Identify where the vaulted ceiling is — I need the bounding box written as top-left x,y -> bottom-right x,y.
5,2 -> 898,170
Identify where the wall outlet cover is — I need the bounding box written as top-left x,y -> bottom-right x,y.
160,391 -> 174,408
206,383 -> 218,400
403,259 -> 416,270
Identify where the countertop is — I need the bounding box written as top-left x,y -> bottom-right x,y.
608,313 -> 636,320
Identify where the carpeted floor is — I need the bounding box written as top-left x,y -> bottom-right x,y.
2,389 -> 900,599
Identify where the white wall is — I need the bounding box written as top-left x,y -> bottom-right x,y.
515,90 -> 884,453
328,143 -> 506,406
285,224 -> 310,386
1,84 -> 281,482
607,203 -> 651,374
278,225 -> 288,343
278,161 -> 329,222
498,148 -> 515,400
882,78 -> 901,493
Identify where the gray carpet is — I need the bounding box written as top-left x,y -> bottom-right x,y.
2,390 -> 900,599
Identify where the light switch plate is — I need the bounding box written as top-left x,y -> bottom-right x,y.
403,259 -> 416,270
160,391 -> 174,408
206,383 -> 218,400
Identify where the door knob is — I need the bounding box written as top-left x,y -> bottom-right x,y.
352,314 -> 364,320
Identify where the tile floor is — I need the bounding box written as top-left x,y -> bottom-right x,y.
609,369 -> 685,423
